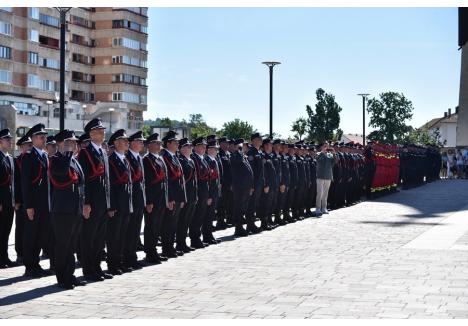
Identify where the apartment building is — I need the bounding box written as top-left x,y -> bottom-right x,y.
0,7 -> 148,140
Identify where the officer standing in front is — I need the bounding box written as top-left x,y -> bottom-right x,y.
78,118 -> 113,282
21,123 -> 54,277
49,129 -> 86,289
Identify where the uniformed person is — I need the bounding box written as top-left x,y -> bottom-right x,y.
21,124 -> 54,277
13,135 -> 32,265
49,129 -> 86,289
78,118 -> 113,282
259,138 -> 276,230
160,130 -> 186,258
106,129 -> 133,275
177,138 -> 197,253
125,131 -> 146,270
230,138 -> 254,237
275,140 -> 289,225
0,129 -> 17,268
217,136 -> 232,229
285,143 -> 298,222
246,133 -> 266,234
294,142 -> 307,219
142,133 -> 168,264
204,139 -> 221,244
46,135 -> 57,157
190,137 -> 210,248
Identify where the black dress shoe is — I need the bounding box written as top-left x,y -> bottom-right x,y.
57,282 -> 74,290
120,266 -> 133,273
145,256 -> 162,264
108,268 -> 123,275
100,272 -> 114,279
246,225 -> 261,234
181,246 -> 191,253
71,277 -> 87,286
260,224 -> 272,231
215,221 -> 228,230
24,268 -> 43,278
185,245 -> 196,252
38,267 -> 54,276
84,274 -> 104,282
176,250 -> 184,256
16,256 -> 23,265
130,262 -> 143,270
234,227 -> 248,237
190,241 -> 205,249
4,259 -> 19,267
162,251 -> 177,258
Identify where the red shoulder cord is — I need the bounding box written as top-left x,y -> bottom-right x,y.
108,159 -> 129,185
48,158 -> 79,190
163,155 -> 182,181
81,148 -> 105,181
30,155 -> 43,185
145,156 -> 166,185
126,157 -> 143,183
193,157 -> 209,181
209,163 -> 219,181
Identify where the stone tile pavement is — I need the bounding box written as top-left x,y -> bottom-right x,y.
1,179 -> 468,318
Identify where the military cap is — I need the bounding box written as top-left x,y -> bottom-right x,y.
145,133 -> 161,144
0,128 -> 12,139
262,138 -> 272,145
78,132 -> 90,143
192,137 -> 207,146
288,143 -> 296,149
228,139 -> 235,145
179,137 -> 191,148
206,134 -> 217,142
234,138 -> 244,145
218,136 -> 228,143
161,130 -> 178,142
207,140 -> 219,149
46,135 -> 56,145
128,130 -> 146,142
108,129 -> 128,146
84,118 -> 105,133
27,123 -> 47,137
272,139 -> 282,145
16,134 -> 32,146
250,132 -> 262,141
55,129 -> 78,142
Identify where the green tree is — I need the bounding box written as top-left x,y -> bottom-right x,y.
306,88 -> 342,143
220,119 -> 256,140
188,113 -> 216,138
406,126 -> 445,146
159,117 -> 174,128
291,117 -> 307,141
366,92 -> 414,144
142,124 -> 151,138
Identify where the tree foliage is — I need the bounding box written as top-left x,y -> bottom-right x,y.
366,92 -> 414,144
305,88 -> 342,143
291,117 -> 307,141
220,119 -> 256,140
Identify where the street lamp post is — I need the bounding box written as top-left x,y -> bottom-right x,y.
46,100 -> 53,128
357,93 -> 370,146
55,7 -> 71,132
82,104 -> 87,130
262,61 -> 281,138
109,107 -> 115,133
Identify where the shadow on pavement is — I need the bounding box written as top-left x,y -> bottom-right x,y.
0,284 -> 66,306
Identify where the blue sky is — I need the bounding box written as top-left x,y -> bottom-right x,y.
145,7 -> 460,138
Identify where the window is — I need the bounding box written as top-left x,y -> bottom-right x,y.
0,46 -> 11,59
0,21 -> 12,36
140,95 -> 147,104
29,8 -> 40,20
5,101 -> 40,116
113,37 -> 141,50
27,74 -> 41,88
0,69 -> 11,84
29,29 -> 39,42
28,52 -> 39,64
41,79 -> 56,92
140,25 -> 148,33
39,13 -> 59,27
112,92 -> 122,101
0,8 -> 12,12
41,57 -> 59,69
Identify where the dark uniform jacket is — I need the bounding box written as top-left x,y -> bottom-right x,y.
161,149 -> 186,203
230,150 -> 254,192
0,151 -> 14,208
178,154 -> 197,204
77,143 -> 110,210
280,153 -> 290,188
49,152 -> 85,215
206,155 -> 221,200
14,153 -> 25,205
192,152 -> 210,200
287,154 -> 298,190
263,152 -> 277,189
126,151 -> 146,209
143,152 -> 168,208
21,147 -> 49,210
219,149 -> 232,189
246,146 -> 265,189
108,152 -> 133,216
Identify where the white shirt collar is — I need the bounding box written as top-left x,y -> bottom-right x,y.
150,152 -> 160,159
115,151 -> 126,163
195,152 -> 205,160
129,149 -> 140,160
33,146 -> 46,155
165,148 -> 176,157
91,141 -> 102,152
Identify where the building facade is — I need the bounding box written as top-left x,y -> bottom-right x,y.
457,7 -> 468,147
421,109 -> 458,148
0,7 -> 148,140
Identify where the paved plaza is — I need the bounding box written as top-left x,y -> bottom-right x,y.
1,179 -> 468,318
